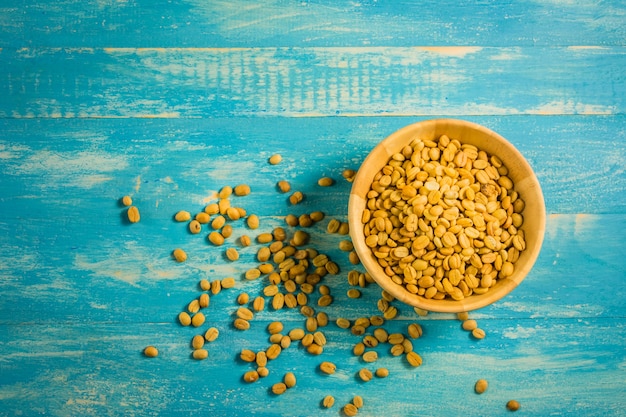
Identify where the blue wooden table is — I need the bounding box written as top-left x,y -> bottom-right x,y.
1,1 -> 625,416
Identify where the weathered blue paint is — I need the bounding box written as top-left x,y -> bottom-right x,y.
0,1 -> 625,416
1,0 -> 626,48
1,47 -> 625,118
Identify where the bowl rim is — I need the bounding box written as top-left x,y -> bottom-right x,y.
348,118 -> 546,313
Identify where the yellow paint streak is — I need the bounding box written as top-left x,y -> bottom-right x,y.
134,176 -> 141,192
202,191 -> 219,203
418,46 -> 483,57
567,46 -> 607,50
103,47 -> 253,55
135,112 -> 181,118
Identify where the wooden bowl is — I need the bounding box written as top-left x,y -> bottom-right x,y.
348,119 -> 545,313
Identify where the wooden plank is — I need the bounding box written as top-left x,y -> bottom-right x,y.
1,47 -> 625,118
0,117 -> 624,325
0,207 -> 624,324
0,318 -> 623,416
1,0 -> 626,48
1,116 -> 625,213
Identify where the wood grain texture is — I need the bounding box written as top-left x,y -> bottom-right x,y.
2,0 -> 626,48
0,319 -> 624,416
1,117 -> 624,214
1,0 -> 625,416
1,47 -> 624,117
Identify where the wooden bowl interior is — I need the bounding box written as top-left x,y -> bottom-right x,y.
348,119 -> 546,313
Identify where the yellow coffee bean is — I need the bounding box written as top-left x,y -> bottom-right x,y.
240,349 -> 256,362
336,318 -> 351,329
221,277 -> 236,288
208,232 -> 225,246
322,395 -> 335,408
343,403 -> 358,416
284,372 -> 296,388
191,335 -> 205,350
375,368 -> 389,378
305,316 -> 318,332
310,211 -> 325,222
347,289 -> 361,299
373,328 -> 389,343
204,203 -> 219,215
362,351 -> 378,363
472,328 -> 486,339
172,248 -> 187,263
245,268 -> 261,280
246,214 -> 260,229
204,327 -> 219,342
121,195 -> 133,206
192,349 -> 208,360
317,312 -> 329,327
266,344 -> 282,360
211,279 -> 222,295
390,344 -> 404,356
188,220 -> 201,234
317,177 -> 335,187
191,312 -> 205,327
269,154 -> 282,165
289,191 -> 304,205
198,293 -> 209,309
257,232 -> 274,244
127,206 -> 140,223
143,346 -> 158,357
462,319 -> 478,331
195,212 -> 210,224
383,306 -> 398,320
408,323 -> 423,339
234,184 -> 251,196
506,400 -> 520,411
475,379 -> 488,394
252,296 -> 265,311
233,318 -> 250,330
280,335 -> 291,349
267,321 -> 283,334
359,368 -> 373,382
277,180 -> 291,193
353,342 -> 366,356
236,307 -> 254,321
319,361 -> 336,375
226,207 -> 240,221
342,169 -> 356,181
317,294 -> 333,307
239,235 -> 251,247
272,382 -> 287,395
313,332 -> 327,347
259,263 -> 274,275
211,215 -> 225,230
288,328 -> 305,341
353,395 -> 364,409
255,351 -> 267,367
174,210 -> 191,221
225,247 -> 239,261
243,370 -> 259,383
187,299 -> 200,314
406,351 -> 423,367
178,312 -> 191,326
218,186 -> 232,199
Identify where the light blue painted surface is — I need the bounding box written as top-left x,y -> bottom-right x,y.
1,1 -> 625,416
